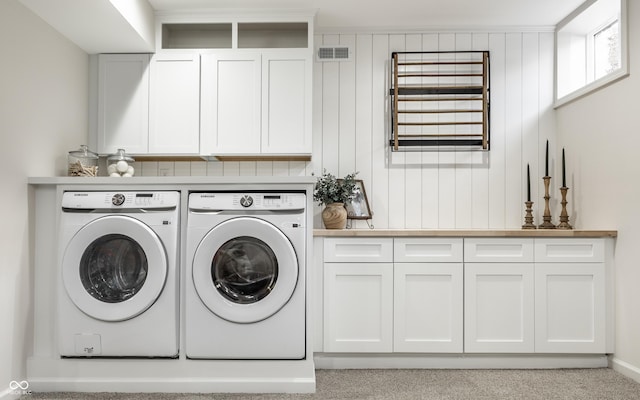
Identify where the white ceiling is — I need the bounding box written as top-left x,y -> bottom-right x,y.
19,0 -> 587,54
148,0 -> 586,31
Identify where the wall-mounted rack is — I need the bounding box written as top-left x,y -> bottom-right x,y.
390,51 -> 490,151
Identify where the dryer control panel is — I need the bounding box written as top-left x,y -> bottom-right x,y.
62,191 -> 179,210
189,192 -> 306,211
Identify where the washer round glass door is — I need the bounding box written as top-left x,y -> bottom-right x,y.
192,217 -> 298,323
62,215 -> 167,322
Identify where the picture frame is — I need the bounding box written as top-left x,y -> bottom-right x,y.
345,180 -> 372,220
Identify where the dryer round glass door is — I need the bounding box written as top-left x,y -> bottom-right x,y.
192,217 -> 298,323
62,215 -> 168,322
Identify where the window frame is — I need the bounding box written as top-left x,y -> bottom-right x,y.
554,0 -> 628,108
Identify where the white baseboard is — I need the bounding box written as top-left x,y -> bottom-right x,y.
611,357 -> 640,383
27,377 -> 316,394
315,353 -> 609,369
27,356 -> 316,393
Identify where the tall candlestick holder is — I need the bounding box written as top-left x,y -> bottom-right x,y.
557,187 -> 573,229
522,201 -> 536,229
539,176 -> 556,229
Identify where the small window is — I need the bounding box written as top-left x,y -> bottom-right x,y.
592,20 -> 620,80
555,0 -> 628,106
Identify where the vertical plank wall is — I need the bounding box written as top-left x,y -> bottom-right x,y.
138,30 -> 555,230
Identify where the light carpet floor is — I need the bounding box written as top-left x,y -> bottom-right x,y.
30,368 -> 640,400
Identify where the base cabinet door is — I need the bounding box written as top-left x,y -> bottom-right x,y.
535,263 -> 606,353
464,263 -> 535,353
324,263 -> 393,353
394,263 -> 463,353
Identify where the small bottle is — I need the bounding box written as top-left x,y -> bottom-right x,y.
68,145 -> 99,177
107,149 -> 135,177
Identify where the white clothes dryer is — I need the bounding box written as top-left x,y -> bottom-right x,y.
185,192 -> 307,359
58,191 -> 179,357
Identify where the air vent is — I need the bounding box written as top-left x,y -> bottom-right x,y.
316,46 -> 352,62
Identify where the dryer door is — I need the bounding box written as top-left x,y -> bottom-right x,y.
192,217 -> 298,323
61,215 -> 167,322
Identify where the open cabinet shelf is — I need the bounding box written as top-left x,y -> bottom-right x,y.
390,51 -> 490,151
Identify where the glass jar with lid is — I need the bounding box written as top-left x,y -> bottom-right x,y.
107,149 -> 135,177
68,145 -> 99,176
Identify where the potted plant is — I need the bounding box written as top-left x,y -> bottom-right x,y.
313,170 -> 358,229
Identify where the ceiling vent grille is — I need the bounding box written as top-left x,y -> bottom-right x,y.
316,46 -> 352,62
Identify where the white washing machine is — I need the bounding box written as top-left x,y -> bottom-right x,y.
58,191 -> 179,357
185,192 -> 306,359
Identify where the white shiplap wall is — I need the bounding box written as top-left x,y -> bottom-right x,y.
138,30 -> 555,230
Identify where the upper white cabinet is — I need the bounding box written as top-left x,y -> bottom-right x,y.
96,53 -> 201,156
200,52 -> 311,156
95,13 -> 314,158
159,15 -> 314,159
201,53 -> 262,154
148,53 -> 200,154
261,53 -> 311,155
97,54 -> 150,154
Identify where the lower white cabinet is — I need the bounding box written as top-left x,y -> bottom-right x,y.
323,238 -> 463,353
464,263 -> 535,353
394,263 -> 463,353
534,239 -> 606,353
464,238 -> 535,353
322,236 -> 610,356
324,262 -> 393,353
535,264 -> 605,353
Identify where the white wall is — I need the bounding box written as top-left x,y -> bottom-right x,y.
140,30 -> 556,231
556,1 -> 640,380
0,1 -> 87,397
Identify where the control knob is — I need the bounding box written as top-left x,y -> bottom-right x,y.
240,195 -> 254,208
112,193 -> 126,206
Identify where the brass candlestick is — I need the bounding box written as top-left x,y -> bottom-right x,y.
522,201 -> 536,229
557,187 -> 573,230
539,176 -> 556,229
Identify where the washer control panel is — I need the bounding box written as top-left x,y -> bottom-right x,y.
189,192 -> 306,211
62,191 -> 179,210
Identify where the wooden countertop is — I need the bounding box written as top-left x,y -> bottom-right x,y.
314,229 -> 617,238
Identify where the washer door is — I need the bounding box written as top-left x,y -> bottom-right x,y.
62,215 -> 167,322
192,217 -> 298,323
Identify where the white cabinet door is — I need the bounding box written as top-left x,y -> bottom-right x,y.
261,53 -> 312,155
200,53 -> 261,155
535,263 -> 606,353
324,263 -> 393,353
394,263 -> 463,353
149,54 -> 200,154
97,54 -> 150,154
464,263 -> 535,353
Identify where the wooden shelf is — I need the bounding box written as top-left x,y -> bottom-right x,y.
314,229 -> 618,238
390,51 -> 490,151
